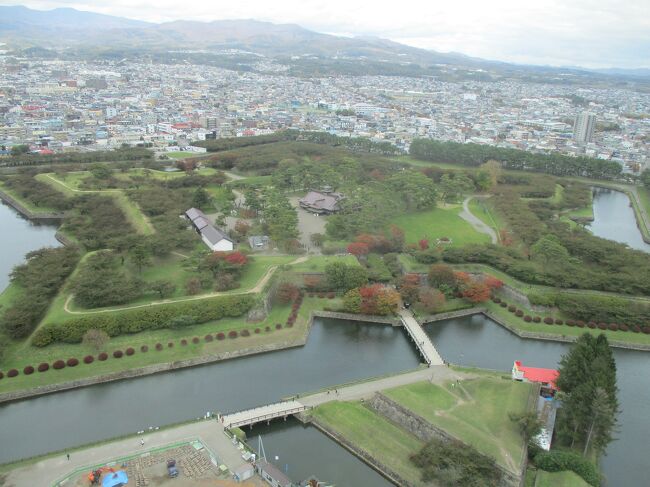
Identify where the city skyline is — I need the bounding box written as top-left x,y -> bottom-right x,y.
2,0 -> 649,69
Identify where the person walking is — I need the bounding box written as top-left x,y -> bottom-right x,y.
66,453 -> 70,461
140,438 -> 145,447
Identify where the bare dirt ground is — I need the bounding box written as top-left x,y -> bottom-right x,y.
288,197 -> 327,253
66,444 -> 265,487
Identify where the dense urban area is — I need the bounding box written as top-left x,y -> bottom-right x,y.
1,55 -> 648,172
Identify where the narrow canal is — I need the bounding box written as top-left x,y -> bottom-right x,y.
0,319 -> 420,464
425,315 -> 648,487
589,187 -> 650,253
0,202 -> 60,291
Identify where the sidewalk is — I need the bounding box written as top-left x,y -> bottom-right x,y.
4,420 -> 248,487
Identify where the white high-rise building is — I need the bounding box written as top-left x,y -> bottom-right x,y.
573,111 -> 596,143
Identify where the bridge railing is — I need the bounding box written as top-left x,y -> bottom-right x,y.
225,405 -> 307,429
400,317 -> 433,365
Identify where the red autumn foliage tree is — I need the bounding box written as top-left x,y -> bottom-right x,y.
276,282 -> 300,304
418,239 -> 430,250
224,251 -> 248,266
461,281 -> 491,303
483,275 -> 504,290
357,284 -> 401,315
347,242 -> 370,257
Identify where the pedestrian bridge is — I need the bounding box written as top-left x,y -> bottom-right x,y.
398,309 -> 444,366
221,400 -> 307,429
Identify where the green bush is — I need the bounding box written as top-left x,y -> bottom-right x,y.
32,294 -> 255,346
535,449 -> 600,487
527,292 -> 558,307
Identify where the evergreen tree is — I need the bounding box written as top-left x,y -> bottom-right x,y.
556,333 -> 618,456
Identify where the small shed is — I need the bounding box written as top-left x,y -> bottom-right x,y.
256,459 -> 293,487
233,463 -> 255,482
248,235 -> 270,250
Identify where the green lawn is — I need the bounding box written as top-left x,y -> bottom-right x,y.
0,296 -> 325,394
289,254 -> 360,272
396,155 -> 467,171
390,207 -> 490,247
483,299 -> 650,346
397,253 -> 429,273
309,401 -> 424,485
536,470 -> 591,487
384,378 -> 531,471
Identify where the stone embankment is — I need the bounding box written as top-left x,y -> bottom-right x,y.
0,339 -> 307,404
0,188 -> 65,220
368,393 -> 523,487
307,417 -> 411,487
313,310 -> 401,326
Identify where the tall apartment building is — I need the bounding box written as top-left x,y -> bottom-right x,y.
573,111 -> 596,144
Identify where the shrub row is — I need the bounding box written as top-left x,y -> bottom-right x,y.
3,302 -> 301,378
31,294 -> 255,346
492,298 -> 646,333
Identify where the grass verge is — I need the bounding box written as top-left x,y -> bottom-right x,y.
383,377 -> 531,471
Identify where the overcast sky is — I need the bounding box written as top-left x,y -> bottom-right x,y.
5,0 -> 650,68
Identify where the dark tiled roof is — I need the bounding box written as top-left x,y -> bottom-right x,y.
185,207 -> 208,222
200,224 -> 233,246
193,216 -> 210,230
299,191 -> 342,212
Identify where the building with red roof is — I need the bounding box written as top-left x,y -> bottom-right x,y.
512,361 -> 559,392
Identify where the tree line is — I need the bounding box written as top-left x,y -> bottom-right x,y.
1,147 -> 153,167
409,139 -> 622,180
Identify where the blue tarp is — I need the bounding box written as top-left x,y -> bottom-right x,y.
102,470 -> 128,487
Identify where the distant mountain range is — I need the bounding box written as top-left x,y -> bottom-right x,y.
0,5 -> 647,81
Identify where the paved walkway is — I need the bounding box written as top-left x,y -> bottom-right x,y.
459,196 -> 498,244
299,366 -> 464,407
397,309 -> 444,365
3,421 -> 249,487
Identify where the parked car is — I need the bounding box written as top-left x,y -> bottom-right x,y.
167,459 -> 178,478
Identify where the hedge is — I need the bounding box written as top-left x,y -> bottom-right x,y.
32,294 -> 255,346
535,449 -> 600,486
23,365 -> 34,375
53,360 -> 66,369
155,343 -> 163,351
98,352 -> 108,361
113,350 -> 123,358
38,362 -> 49,372
205,334 -> 213,342
241,329 -> 250,337
84,355 -> 94,364
66,358 -> 79,367
0,371 -> 3,379
140,345 -> 148,352
228,330 -> 238,339
126,347 -> 135,356
8,368 -> 19,377
216,333 -> 225,340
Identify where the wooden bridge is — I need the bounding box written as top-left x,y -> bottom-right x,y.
398,309 -> 444,366
221,400 -> 307,429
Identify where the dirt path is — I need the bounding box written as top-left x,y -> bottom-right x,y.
63,256 -> 308,315
459,196 -> 498,244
